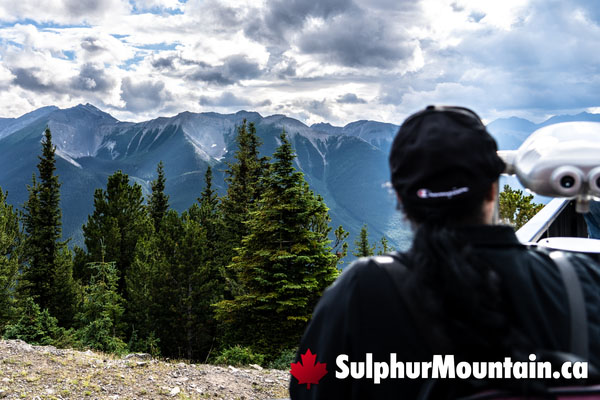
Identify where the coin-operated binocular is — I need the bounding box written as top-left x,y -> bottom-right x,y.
498,121 -> 600,213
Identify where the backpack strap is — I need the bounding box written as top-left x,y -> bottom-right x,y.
549,251 -> 589,359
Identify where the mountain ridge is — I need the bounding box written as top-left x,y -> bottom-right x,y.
1,104 -> 598,251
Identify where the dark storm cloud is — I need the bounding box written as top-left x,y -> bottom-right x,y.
11,64 -> 116,96
223,55 -> 262,80
295,99 -> 333,119
265,0 -> 353,30
121,77 -> 170,112
244,0 -> 353,43
12,67 -> 59,93
64,0 -> 104,17
186,55 -> 263,86
336,93 -> 366,104
199,92 -> 251,107
276,58 -> 297,78
71,64 -> 116,92
199,92 -> 272,108
187,70 -> 234,85
151,56 -> 176,70
298,11 -> 415,68
81,37 -> 106,53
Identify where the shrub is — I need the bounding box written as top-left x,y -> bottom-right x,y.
267,348 -> 296,370
213,345 -> 265,366
3,297 -> 73,347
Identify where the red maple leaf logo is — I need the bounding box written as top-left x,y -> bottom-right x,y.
290,349 -> 328,389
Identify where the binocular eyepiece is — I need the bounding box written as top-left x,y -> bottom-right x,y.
498,122 -> 600,213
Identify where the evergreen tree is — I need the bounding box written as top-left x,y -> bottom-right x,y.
148,161 -> 169,232
76,259 -> 127,353
4,297 -> 71,347
352,224 -> 375,257
332,225 -> 349,263
499,184 -> 544,229
127,232 -> 162,354
0,189 -> 23,331
220,120 -> 267,259
215,132 -> 339,358
20,127 -> 76,325
80,170 -> 151,297
377,236 -> 392,255
199,166 -> 219,217
130,209 -> 183,357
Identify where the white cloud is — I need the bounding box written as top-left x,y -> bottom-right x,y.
0,0 -> 598,125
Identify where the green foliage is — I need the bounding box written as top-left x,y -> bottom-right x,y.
220,120 -> 269,287
377,236 -> 392,255
0,188 -> 23,331
75,261 -> 127,354
80,170 -> 151,296
129,201 -> 224,361
20,127 -> 76,325
128,329 -> 161,358
267,348 -> 297,370
332,225 -> 349,265
213,345 -> 265,367
215,132 -> 339,359
499,184 -> 544,229
3,297 -> 73,347
148,161 -> 169,232
352,224 -> 375,257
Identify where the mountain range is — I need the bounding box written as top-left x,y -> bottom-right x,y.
1,104 -> 599,251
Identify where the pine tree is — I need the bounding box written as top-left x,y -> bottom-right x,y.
81,170 -> 151,297
499,184 -> 544,229
148,161 -> 169,232
352,224 -> 375,257
0,188 -> 23,331
377,236 -> 392,255
199,166 -> 219,217
220,120 -> 267,257
332,225 -> 349,263
126,231 -> 162,354
20,127 -> 76,325
215,132 -> 339,358
76,258 -> 127,353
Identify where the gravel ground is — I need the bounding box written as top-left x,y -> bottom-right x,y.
0,339 -> 290,399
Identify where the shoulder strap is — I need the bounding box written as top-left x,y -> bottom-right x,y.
550,251 -> 589,359
373,252 -> 409,291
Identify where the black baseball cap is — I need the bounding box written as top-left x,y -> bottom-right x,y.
389,105 -> 505,208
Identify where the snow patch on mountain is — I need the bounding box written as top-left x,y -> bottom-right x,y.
55,149 -> 82,169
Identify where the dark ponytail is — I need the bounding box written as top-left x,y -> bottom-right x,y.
400,189 -> 522,361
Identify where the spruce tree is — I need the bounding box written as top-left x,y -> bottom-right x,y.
332,225 -> 349,264
377,236 -> 392,255
81,170 -> 150,297
127,232 -> 162,354
148,161 -> 169,232
199,166 -> 219,217
20,127 -> 76,325
0,188 -> 23,331
215,132 -> 339,358
76,259 -> 127,353
220,120 -> 267,257
352,224 -> 375,257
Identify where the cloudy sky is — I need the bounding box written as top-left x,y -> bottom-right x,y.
0,0 -> 599,125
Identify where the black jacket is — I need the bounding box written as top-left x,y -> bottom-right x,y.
289,225 -> 600,399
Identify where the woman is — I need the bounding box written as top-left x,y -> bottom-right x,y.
289,106 -> 600,399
